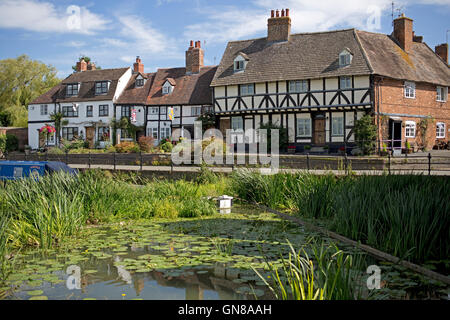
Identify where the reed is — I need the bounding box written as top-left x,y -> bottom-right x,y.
231,170 -> 450,265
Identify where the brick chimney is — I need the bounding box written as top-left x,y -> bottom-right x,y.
435,43 -> 448,64
87,61 -> 96,71
76,58 -> 87,72
133,56 -> 144,73
393,14 -> 413,52
267,8 -> 291,42
185,40 -> 204,74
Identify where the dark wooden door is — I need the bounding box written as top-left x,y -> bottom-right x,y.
86,127 -> 95,148
314,118 -> 326,145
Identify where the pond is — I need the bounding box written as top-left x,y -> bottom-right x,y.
1,204 -> 448,300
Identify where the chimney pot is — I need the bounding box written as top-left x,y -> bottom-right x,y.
281,9 -> 285,17
286,8 -> 289,17
276,10 -> 279,17
271,10 -> 274,18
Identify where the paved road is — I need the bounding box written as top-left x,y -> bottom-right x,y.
68,164 -> 450,176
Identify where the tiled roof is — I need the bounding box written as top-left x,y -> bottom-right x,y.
30,68 -> 130,104
146,66 -> 217,106
116,73 -> 155,105
211,28 -> 450,87
211,29 -> 372,86
356,31 -> 450,86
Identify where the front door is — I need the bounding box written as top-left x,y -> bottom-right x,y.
219,118 -> 231,136
86,127 -> 95,149
313,118 -> 326,145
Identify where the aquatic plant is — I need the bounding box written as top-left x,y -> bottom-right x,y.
253,240 -> 366,300
231,170 -> 450,265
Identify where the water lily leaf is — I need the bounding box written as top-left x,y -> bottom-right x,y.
29,296 -> 48,300
27,290 -> 44,296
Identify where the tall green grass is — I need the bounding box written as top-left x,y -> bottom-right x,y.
231,170 -> 450,265
0,170 -> 222,250
253,240 -> 367,300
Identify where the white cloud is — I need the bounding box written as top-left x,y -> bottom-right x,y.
184,0 -> 449,44
63,41 -> 86,48
0,0 -> 109,34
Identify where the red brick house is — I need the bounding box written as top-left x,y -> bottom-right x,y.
210,10 -> 449,154
360,15 -> 450,152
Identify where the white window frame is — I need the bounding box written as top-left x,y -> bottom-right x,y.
289,80 -> 309,93
340,76 -> 352,90
404,81 -> 416,99
437,86 -> 448,102
66,84 -> 79,96
40,105 -> 48,116
296,118 -> 312,137
162,82 -> 173,95
436,122 -> 446,139
339,51 -> 352,67
231,117 -> 244,131
331,116 -> 344,136
160,127 -> 171,140
191,106 -> 202,117
136,78 -> 144,87
240,84 -> 254,96
151,127 -> 158,139
405,121 -> 416,138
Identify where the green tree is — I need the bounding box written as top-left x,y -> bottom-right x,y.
50,112 -> 68,147
354,114 -> 377,155
197,112 -> 216,132
259,122 -> 289,152
0,55 -> 60,127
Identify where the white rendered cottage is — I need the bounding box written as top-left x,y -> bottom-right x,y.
28,59 -> 132,149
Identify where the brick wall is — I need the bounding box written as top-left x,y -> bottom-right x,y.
375,77 -> 449,149
0,127 -> 28,151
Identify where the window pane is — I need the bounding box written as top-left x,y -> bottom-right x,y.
332,117 -> 344,136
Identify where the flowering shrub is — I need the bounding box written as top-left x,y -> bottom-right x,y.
115,141 -> 140,153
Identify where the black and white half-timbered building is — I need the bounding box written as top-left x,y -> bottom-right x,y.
210,9 -> 373,151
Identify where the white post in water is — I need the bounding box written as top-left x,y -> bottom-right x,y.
217,195 -> 233,214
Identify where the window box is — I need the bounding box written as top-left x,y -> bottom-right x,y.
287,145 -> 296,154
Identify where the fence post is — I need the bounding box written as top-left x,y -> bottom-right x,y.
344,153 -> 348,175
388,153 -> 391,175
113,152 -> 116,170
5,151 -> 8,161
45,150 -> 48,161
428,153 -> 431,176
88,151 -> 91,169
66,150 -> 69,164
24,151 -> 27,161
140,152 -> 143,172
306,153 -> 310,171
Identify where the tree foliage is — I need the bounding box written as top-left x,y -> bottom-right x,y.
0,55 -> 60,127
354,114 -> 377,155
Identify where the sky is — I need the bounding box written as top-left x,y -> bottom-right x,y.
0,0 -> 448,79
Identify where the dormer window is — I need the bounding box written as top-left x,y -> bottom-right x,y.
95,81 -> 110,95
234,53 -> 249,73
162,79 -> 175,95
339,49 -> 353,67
136,79 -> 144,87
66,83 -> 79,96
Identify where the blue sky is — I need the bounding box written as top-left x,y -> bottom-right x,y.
0,0 -> 448,78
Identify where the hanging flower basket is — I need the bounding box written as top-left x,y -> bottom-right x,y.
39,125 -> 56,135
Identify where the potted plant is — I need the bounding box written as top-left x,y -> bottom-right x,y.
304,145 -> 311,153
24,145 -> 31,155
